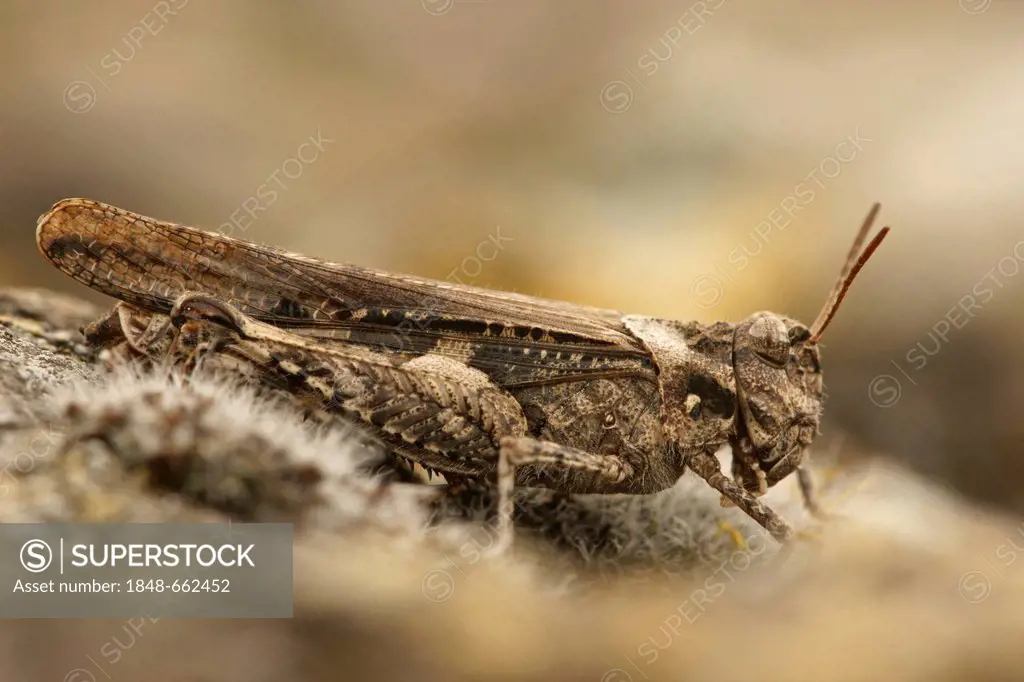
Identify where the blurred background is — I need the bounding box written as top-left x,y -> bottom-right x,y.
2,0 -> 1024,515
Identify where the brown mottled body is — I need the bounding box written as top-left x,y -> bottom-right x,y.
35,198 -> 890,543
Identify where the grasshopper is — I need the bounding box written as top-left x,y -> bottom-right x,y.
36,198 -> 889,543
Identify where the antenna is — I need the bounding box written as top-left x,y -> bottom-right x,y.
808,203 -> 890,344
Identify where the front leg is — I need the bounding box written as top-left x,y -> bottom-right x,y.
687,449 -> 794,543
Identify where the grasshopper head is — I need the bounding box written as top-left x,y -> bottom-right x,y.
731,313 -> 822,493
729,203 -> 889,496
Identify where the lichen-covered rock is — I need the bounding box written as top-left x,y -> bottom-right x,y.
0,290 -> 98,424
3,369 -> 432,532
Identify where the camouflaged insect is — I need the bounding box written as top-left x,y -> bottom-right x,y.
35,198 -> 891,543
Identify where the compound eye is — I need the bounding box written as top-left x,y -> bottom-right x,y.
748,315 -> 790,367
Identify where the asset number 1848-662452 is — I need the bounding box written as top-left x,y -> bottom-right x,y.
125,579 -> 231,593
